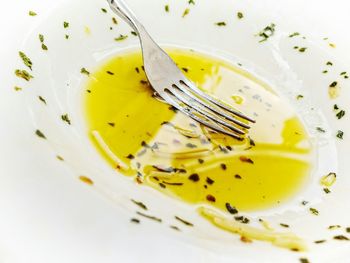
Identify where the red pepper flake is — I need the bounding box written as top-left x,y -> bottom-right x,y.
188,173 -> 200,182
206,194 -> 216,202
206,177 -> 214,185
240,236 -> 252,243
126,154 -> 135,160
220,163 -> 227,170
79,176 -> 94,185
240,156 -> 254,164
136,177 -> 143,184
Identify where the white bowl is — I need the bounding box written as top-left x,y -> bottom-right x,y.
1,0 -> 350,262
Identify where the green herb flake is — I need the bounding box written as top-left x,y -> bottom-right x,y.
131,31 -> 137,36
336,130 -> 344,139
298,47 -> 307,53
328,225 -> 341,230
329,81 -> 338,87
101,8 -> 107,13
296,94 -> 304,100
188,0 -> 195,4
182,8 -> 190,18
322,70 -> 328,74
280,223 -> 290,228
346,227 -> 350,233
289,32 -> 300,38
15,69 -> 33,81
237,12 -> 244,19
115,34 -> 128,41
130,218 -> 140,224
56,155 -> 64,161
165,5 -> 170,12
38,96 -> 47,104
309,207 -> 319,216
316,127 -> 326,133
19,51 -> 33,70
136,212 -> 162,223
186,143 -> 197,148
39,34 -> 48,50
234,216 -> 250,224
81,68 -> 90,76
248,137 -> 256,146
336,110 -> 345,120
215,22 -> 226,26
39,34 -> 44,43
323,188 -> 331,194
333,235 -> 349,241
340,71 -> 347,75
225,203 -> 238,214
61,114 -> 71,125
131,199 -> 148,210
299,258 -> 310,263
29,11 -> 37,16
326,61 -> 333,66
41,43 -> 48,50
170,225 -> 180,231
257,23 -> 276,42
175,216 -> 194,226
63,21 -> 69,28
35,129 -> 46,139
14,86 -> 22,91
314,240 -> 326,244
320,172 -> 336,187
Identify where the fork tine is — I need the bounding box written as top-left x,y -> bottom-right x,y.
180,79 -> 256,123
168,87 -> 246,135
173,83 -> 250,129
165,89 -> 246,137
164,96 -> 244,140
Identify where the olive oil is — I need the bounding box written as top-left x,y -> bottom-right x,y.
85,48 -> 313,212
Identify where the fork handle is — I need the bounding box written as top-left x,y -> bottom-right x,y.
107,0 -> 144,34
107,0 -> 166,64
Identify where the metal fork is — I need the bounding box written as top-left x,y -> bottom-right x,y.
107,0 -> 255,140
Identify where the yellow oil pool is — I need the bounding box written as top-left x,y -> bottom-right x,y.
85,48 -> 313,212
